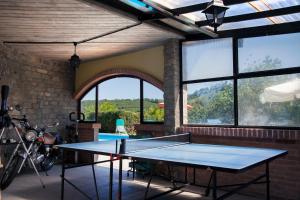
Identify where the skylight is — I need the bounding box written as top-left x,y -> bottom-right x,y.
115,0 -> 300,35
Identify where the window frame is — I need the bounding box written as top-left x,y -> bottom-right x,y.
78,75 -> 164,124
180,32 -> 300,130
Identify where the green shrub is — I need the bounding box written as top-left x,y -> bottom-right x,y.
98,110 -> 139,135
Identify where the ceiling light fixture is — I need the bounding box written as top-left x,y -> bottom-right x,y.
202,0 -> 229,33
69,42 -> 81,70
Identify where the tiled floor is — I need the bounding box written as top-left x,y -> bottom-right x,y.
2,164 -> 261,200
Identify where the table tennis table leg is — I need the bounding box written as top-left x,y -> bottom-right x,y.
109,155 -> 114,200
91,154 -> 100,200
266,162 -> 270,200
61,150 -> 65,200
144,167 -> 154,200
212,170 -> 217,200
118,158 -> 123,200
132,159 -> 135,180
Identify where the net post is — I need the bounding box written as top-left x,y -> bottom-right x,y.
188,132 -> 192,143
119,139 -> 126,154
115,140 -> 118,154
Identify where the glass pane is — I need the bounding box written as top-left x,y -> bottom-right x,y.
98,77 -> 140,134
80,87 -> 96,121
151,0 -> 208,9
251,0 -> 300,10
238,73 -> 300,127
182,38 -> 233,81
183,80 -> 234,125
219,18 -> 271,30
273,13 -> 300,23
246,0 -> 300,24
143,82 -> 164,122
239,33 -> 300,73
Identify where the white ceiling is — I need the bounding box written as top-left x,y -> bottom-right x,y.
0,0 -> 182,61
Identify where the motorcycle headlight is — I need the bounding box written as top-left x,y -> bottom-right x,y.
25,130 -> 37,141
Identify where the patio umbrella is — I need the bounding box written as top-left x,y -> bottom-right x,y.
260,78 -> 300,103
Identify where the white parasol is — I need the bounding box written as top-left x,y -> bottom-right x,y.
260,78 -> 300,103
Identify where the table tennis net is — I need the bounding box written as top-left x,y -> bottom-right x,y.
119,133 -> 191,154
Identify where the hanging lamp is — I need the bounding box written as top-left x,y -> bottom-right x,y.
69,42 -> 81,69
202,0 -> 229,32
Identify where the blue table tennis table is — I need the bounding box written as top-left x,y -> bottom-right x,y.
57,133 -> 287,200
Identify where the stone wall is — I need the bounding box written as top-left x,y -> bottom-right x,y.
163,39 -> 181,134
0,42 -> 76,135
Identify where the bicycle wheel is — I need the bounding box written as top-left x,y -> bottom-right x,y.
0,154 -> 21,190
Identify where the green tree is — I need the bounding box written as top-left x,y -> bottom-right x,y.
188,98 -> 207,123
81,101 -> 96,121
207,84 -> 234,124
144,106 -> 164,121
99,101 -> 118,112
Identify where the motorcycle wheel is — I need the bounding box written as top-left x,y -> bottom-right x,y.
40,156 -> 55,171
0,155 -> 21,190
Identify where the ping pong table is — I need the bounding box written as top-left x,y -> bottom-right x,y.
57,133 -> 287,200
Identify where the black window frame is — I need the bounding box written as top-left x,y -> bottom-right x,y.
78,75 -> 164,124
180,31 -> 300,130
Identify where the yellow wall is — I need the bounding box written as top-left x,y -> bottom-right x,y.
75,46 -> 164,92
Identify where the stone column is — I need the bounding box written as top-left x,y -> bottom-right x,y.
163,39 -> 181,134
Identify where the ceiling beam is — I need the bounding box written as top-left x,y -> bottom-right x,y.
186,21 -> 300,40
140,0 -> 217,37
196,5 -> 300,26
171,0 -> 257,15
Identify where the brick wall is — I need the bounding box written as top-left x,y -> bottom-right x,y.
135,124 -> 164,137
0,42 -> 76,135
179,126 -> 300,200
135,124 -> 299,200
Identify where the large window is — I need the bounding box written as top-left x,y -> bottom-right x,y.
80,77 -> 164,127
182,32 -> 300,128
238,33 -> 300,73
182,38 -> 233,81
143,81 -> 164,122
80,87 -> 96,121
184,81 -> 234,125
238,74 -> 300,127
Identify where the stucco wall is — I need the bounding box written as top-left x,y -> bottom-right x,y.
75,46 -> 164,93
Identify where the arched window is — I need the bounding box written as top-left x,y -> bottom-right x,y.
79,76 -> 164,126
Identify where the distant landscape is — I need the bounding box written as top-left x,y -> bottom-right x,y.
81,98 -> 164,134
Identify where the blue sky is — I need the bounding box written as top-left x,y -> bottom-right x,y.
82,77 -> 163,100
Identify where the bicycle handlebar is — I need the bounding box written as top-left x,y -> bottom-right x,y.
69,112 -> 85,122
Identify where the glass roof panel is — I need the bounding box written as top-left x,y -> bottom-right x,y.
121,0 -> 155,12
121,0 -> 300,32
151,0 -> 209,9
253,0 -> 300,10
274,13 -> 300,23
219,18 -> 271,31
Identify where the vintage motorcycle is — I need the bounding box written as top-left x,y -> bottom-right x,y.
0,85 -> 62,190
